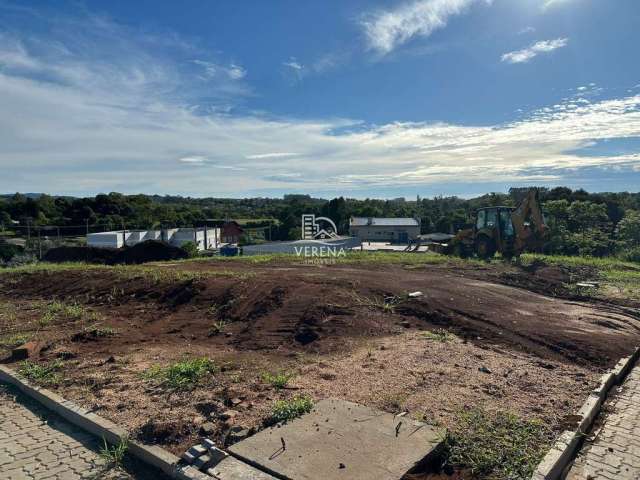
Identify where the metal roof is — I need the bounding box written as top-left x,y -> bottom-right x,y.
350,217 -> 420,227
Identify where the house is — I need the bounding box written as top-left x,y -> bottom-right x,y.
349,217 -> 420,243
221,221 -> 244,244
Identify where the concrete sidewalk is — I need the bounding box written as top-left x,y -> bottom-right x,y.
567,363 -> 640,480
0,384 -> 160,480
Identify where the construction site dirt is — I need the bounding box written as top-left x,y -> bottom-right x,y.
1,257 -> 638,469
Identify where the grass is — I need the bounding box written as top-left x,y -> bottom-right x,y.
82,324 -> 116,337
18,360 -> 64,386
36,300 -> 95,329
522,253 -> 640,299
349,292 -> 405,313
266,395 -> 314,425
377,392 -> 407,413
99,436 -> 128,469
142,357 -> 216,390
0,332 -> 31,348
261,371 -> 295,389
208,319 -> 227,336
421,328 -> 456,342
441,408 -> 553,480
0,261 -> 252,282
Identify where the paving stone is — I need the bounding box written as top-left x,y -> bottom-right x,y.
0,385 -> 166,480
567,365 -> 640,480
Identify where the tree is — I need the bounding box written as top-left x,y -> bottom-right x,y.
617,211 -> 640,247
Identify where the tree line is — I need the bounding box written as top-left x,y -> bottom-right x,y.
1,188 -> 639,261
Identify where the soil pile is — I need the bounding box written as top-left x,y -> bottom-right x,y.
43,245 -> 119,264
43,240 -> 188,265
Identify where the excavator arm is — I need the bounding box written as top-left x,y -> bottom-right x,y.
510,189 -> 547,254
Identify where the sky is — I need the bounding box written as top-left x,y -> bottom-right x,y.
1,0 -> 639,199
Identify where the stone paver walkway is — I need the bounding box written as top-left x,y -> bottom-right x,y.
0,384 -> 156,480
567,363 -> 640,480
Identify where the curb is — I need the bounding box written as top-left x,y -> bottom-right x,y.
531,347 -> 640,480
0,365 -> 211,480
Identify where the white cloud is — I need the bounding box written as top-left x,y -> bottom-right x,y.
282,59 -> 303,71
501,38 -> 568,64
518,26 -> 536,35
193,60 -> 246,80
179,156 -> 206,164
245,153 -> 300,160
0,10 -> 639,197
361,0 -> 491,55
542,0 -> 574,11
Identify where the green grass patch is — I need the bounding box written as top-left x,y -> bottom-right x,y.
142,357 -> 216,390
421,328 -> 456,343
522,253 -> 640,299
81,325 -> 116,338
0,261 -> 252,282
267,395 -> 314,425
522,253 -> 639,272
99,436 -> 128,469
0,332 -> 31,348
18,360 -> 64,386
442,408 -> 553,480
261,371 -> 295,389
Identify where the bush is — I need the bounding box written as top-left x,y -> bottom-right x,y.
181,241 -> 199,258
621,246 -> 640,263
0,243 -> 23,262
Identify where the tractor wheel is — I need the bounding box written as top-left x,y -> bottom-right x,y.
452,242 -> 469,259
475,237 -> 496,260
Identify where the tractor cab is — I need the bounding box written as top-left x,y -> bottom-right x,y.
474,206 -> 516,258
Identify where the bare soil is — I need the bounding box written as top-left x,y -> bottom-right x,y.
1,258 -> 638,462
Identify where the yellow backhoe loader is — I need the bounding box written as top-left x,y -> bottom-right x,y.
444,189 -> 547,259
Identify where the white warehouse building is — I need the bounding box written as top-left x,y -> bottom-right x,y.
349,217 -> 420,243
87,228 -> 220,251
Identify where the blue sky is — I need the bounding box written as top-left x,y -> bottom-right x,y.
1,0 -> 639,199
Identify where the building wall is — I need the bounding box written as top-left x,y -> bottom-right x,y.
87,232 -> 124,249
87,228 -> 220,251
349,225 -> 420,242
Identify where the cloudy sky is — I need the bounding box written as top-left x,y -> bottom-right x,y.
1,0 -> 639,199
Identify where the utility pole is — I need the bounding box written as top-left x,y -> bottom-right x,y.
37,227 -> 42,259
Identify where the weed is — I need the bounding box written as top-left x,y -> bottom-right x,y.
267,395 -> 314,425
0,332 -> 31,348
378,393 -> 407,413
143,357 -> 216,390
83,325 -> 116,337
421,329 -> 456,343
38,311 -> 55,328
350,292 -> 404,313
99,436 -> 128,468
261,371 -> 295,389
208,319 -> 227,336
18,360 -> 64,386
441,408 -> 553,480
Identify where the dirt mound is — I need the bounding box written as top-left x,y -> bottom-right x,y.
115,240 -> 188,264
43,245 -> 119,264
2,261 -> 639,368
43,240 -> 188,265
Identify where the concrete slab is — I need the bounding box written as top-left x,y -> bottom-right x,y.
228,398 -> 443,480
208,456 -> 278,480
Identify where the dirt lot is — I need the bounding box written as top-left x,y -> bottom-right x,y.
1,255 -> 639,476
